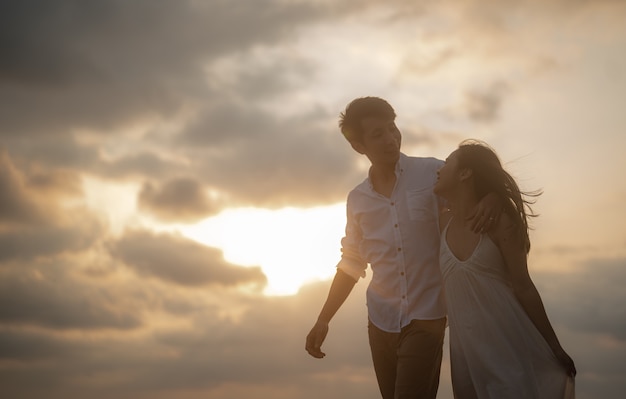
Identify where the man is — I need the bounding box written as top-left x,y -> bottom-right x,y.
305,97 -> 497,399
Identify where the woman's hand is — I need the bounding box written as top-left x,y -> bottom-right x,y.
554,347 -> 577,378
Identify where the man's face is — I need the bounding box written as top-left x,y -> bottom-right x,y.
356,116 -> 401,166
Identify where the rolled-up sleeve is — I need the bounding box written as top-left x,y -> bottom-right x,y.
336,199 -> 367,280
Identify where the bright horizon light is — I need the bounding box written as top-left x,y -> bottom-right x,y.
179,204 -> 347,296
82,177 -> 348,296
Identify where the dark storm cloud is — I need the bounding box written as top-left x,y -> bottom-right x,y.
138,177 -> 219,221
0,0 -> 324,136
110,229 -> 267,288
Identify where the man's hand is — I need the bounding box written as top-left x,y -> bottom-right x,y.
305,319 -> 329,359
466,192 -> 502,233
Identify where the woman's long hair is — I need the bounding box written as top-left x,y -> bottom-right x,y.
457,139 -> 541,253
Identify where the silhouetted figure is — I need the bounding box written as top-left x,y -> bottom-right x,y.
305,98 -> 499,399
434,140 -> 576,398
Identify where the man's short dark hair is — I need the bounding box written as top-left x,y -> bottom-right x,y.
339,97 -> 396,143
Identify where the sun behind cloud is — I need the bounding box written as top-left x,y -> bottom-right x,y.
179,204 -> 347,296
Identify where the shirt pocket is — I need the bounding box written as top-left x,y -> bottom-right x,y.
406,188 -> 436,221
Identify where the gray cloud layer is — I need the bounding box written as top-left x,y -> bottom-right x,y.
110,229 -> 267,288
0,0 -> 364,216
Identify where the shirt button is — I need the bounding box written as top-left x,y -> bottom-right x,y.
402,295 -> 406,299
390,202 -> 394,206
400,272 -> 405,276
394,224 -> 398,228
397,247 -> 402,252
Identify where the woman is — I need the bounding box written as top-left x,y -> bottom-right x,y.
434,140 -> 576,398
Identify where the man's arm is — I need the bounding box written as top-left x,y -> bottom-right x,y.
305,269 -> 357,359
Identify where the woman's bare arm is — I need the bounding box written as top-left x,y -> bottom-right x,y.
490,214 -> 576,377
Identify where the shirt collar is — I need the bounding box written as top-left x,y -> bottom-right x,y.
366,153 -> 406,190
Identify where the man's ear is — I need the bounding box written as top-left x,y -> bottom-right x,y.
459,168 -> 473,181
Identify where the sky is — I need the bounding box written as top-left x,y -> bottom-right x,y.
1,0 -> 625,398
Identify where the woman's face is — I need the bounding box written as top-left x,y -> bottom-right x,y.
434,149 -> 461,198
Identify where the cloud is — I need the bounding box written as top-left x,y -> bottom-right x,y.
0,0 -> 325,137
109,229 -> 267,288
0,1 -> 625,398
0,262 -> 141,330
0,222 -> 102,262
0,150 -> 103,260
536,257 -> 626,341
24,167 -> 83,199
0,275 -> 375,399
0,328 -> 84,361
0,0 -> 363,210
172,99 -> 363,209
0,150 -> 49,226
138,177 -> 219,222
1,253 -> 622,399
462,82 -> 510,123
96,151 -> 185,182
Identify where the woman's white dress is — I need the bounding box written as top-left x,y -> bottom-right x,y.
440,222 -> 575,398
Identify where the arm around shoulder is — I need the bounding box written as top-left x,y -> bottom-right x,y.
468,192 -> 503,233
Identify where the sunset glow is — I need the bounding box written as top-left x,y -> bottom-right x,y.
1,1 -> 625,399
180,205 -> 347,296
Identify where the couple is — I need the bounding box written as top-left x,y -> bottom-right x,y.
305,97 -> 576,398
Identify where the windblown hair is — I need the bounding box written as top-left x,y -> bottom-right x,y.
339,97 -> 396,143
457,139 -> 542,253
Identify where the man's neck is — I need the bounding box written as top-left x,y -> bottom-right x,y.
369,162 -> 397,198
